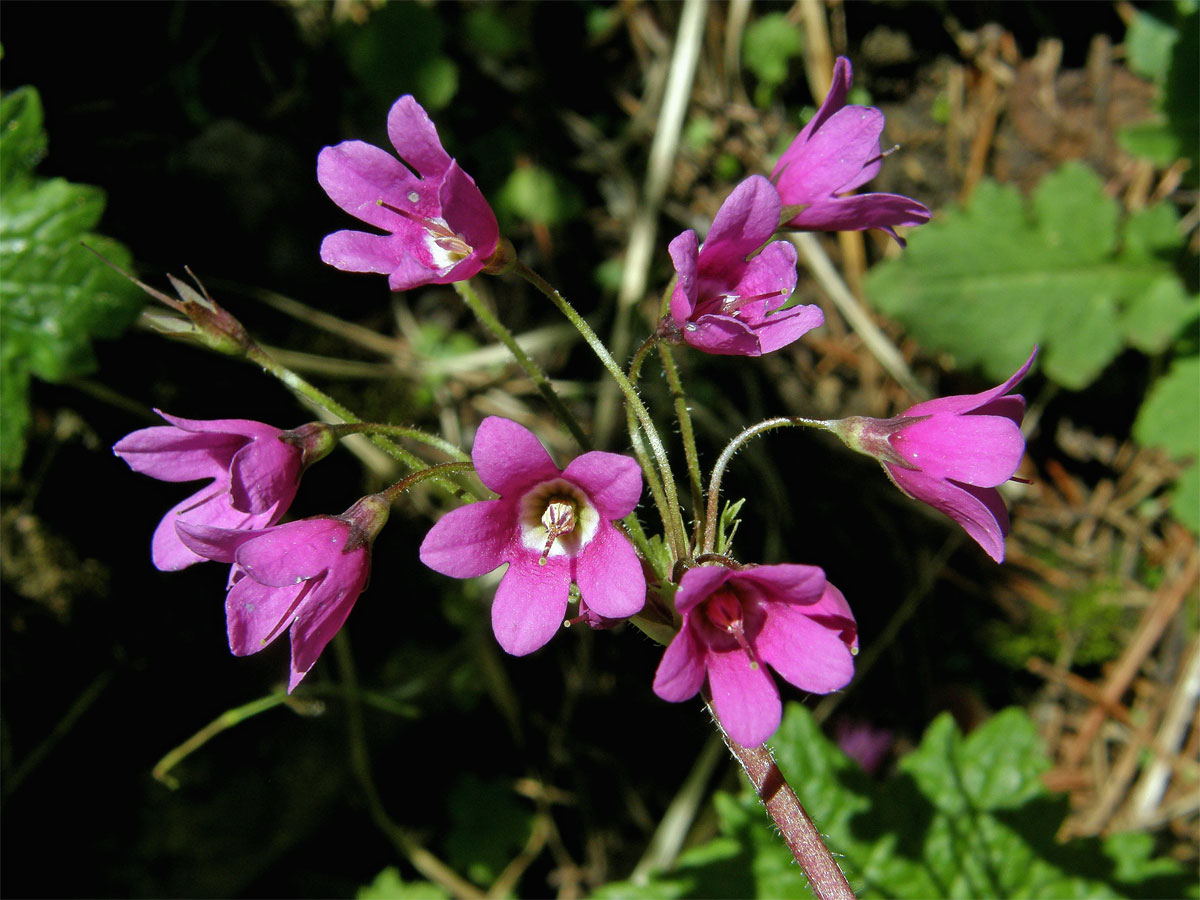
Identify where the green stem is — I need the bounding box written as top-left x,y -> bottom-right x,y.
703,416 -> 833,554
332,633 -> 485,899
625,402 -> 673,556
628,334 -> 659,389
513,260 -> 689,562
657,343 -> 704,546
329,423 -> 470,462
380,461 -> 482,504
453,279 -> 591,451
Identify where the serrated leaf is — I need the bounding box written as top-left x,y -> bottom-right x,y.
866,163 -> 1191,389
0,85 -> 143,473
1133,355 -> 1200,458
604,705 -> 1193,899
0,86 -> 46,189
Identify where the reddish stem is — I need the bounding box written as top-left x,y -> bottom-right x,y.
707,695 -> 856,900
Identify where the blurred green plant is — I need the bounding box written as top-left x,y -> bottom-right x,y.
742,13 -> 804,108
496,164 -> 583,230
357,866 -> 449,900
339,3 -> 459,112
595,705 -> 1196,899
986,579 -> 1127,670
0,85 -> 143,474
1133,354 -> 1200,531
1118,2 -> 1199,176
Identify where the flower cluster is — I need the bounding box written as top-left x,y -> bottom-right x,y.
116,60 -> 1034,752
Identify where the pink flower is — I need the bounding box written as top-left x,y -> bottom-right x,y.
771,57 -> 930,244
654,564 -> 857,747
662,175 -> 823,356
830,349 -> 1036,562
419,417 -> 645,655
113,412 -> 331,571
834,718 -> 893,775
317,95 -> 501,291
176,494 -> 390,692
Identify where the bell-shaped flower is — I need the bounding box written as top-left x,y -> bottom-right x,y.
318,95 -> 501,291
829,349 -> 1036,562
113,412 -> 333,571
771,56 -> 931,244
176,494 -> 390,691
419,417 -> 645,656
662,175 -> 823,357
653,564 -> 857,748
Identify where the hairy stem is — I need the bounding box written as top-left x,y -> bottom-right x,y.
453,279 -> 591,451
657,343 -> 704,545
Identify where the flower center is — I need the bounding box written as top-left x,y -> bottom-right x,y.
377,199 -> 474,269
702,588 -> 760,669
518,479 -> 600,562
718,288 -> 786,317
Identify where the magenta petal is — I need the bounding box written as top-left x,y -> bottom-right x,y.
778,106 -> 884,199
685,314 -> 764,356
471,417 -> 560,495
735,563 -> 826,603
155,491 -> 267,571
752,304 -> 825,355
434,162 -> 499,266
562,452 -> 643,519
792,56 -> 853,147
653,626 -> 706,702
707,648 -> 782,747
386,95 -> 453,180
317,141 -> 424,230
675,566 -> 734,615
287,551 -> 370,691
668,230 -> 700,322
755,603 -> 855,694
233,519 -> 345,587
732,241 -> 798,315
113,426 -> 242,482
491,560 -> 571,655
320,230 -> 408,276
228,435 -> 299,516
893,415 -> 1025,486
904,349 -> 1037,419
175,519 -> 269,564
889,467 -> 1009,562
419,499 -> 512,578
226,576 -> 306,656
573,525 -> 645,619
786,193 -> 932,235
698,176 -> 780,288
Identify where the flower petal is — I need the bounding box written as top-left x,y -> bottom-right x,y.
668,230 -> 700,322
226,575 -> 307,657
752,304 -> 825,355
433,161 -> 499,269
734,563 -> 826,604
731,241 -> 798,316
775,105 -> 884,201
562,452 -> 643,519
888,466 -> 1010,562
228,433 -> 300,516
175,520 -> 271,564
471,417 -> 560,496
685,314 -> 764,356
490,559 -> 571,655
113,426 -> 242,483
785,192 -> 932,237
155,490 -> 270,571
675,566 -> 734,615
707,648 -> 782,747
573,524 -> 645,618
792,56 -> 853,147
320,229 -> 406,275
755,602 -> 855,694
287,549 -> 370,691
234,519 -> 347,587
386,95 -> 453,180
653,625 -> 706,702
419,499 -> 512,578
317,140 -> 425,230
892,414 -> 1025,486
697,176 -> 781,291
903,349 -> 1036,419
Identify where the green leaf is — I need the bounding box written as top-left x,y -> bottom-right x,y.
497,165 -> 582,227
742,13 -> 803,107
866,163 -> 1194,389
444,774 -> 532,888
1126,8 -> 1181,82
599,705 -> 1194,899
715,498 -> 746,556
357,867 -> 450,900
0,86 -> 142,474
1133,355 -> 1200,458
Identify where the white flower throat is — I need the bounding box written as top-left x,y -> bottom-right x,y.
518,479 -> 600,563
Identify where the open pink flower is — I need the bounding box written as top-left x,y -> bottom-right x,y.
318,95 -> 500,291
113,412 -> 329,571
653,564 -> 857,748
662,175 -> 823,357
419,417 -> 645,655
176,494 -> 390,691
771,57 -> 930,244
830,349 -> 1036,562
